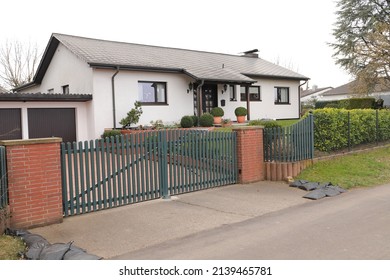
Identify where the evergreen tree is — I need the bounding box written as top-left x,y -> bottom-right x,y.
332,0 -> 390,93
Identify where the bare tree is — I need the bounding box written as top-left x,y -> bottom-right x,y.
0,40 -> 41,89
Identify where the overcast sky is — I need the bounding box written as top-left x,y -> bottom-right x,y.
1,0 -> 352,89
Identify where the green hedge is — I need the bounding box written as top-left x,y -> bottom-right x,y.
313,108 -> 390,152
315,98 -> 376,109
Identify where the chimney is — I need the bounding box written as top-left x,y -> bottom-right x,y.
241,49 -> 259,58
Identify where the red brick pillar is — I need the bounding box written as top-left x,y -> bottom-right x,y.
232,126 -> 264,184
0,138 -> 63,229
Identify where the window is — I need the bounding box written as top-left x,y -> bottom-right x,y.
240,85 -> 261,101
62,85 -> 69,94
48,88 -> 54,94
138,81 -> 167,104
274,87 -> 290,104
229,85 -> 236,101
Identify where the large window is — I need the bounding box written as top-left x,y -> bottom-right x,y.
138,81 -> 167,105
240,86 -> 261,101
274,87 -> 290,104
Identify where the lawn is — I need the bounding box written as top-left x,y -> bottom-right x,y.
296,146 -> 390,189
0,234 -> 25,260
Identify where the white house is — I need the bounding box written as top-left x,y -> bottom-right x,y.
0,33 -> 309,142
300,85 -> 333,103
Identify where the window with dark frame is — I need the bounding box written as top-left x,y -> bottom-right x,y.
240,85 -> 261,101
138,81 -> 167,105
229,85 -> 236,101
48,88 -> 54,94
274,87 -> 290,104
62,85 -> 69,94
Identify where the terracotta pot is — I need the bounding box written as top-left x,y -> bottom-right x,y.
213,116 -> 222,125
236,116 -> 246,123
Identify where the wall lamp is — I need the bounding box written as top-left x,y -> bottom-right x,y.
187,82 -> 193,93
221,84 -> 228,94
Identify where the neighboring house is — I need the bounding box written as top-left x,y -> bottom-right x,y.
321,81 -> 390,106
0,33 -> 309,142
300,85 -> 333,103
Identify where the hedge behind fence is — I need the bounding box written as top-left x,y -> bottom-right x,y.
315,97 -> 380,109
313,108 -> 390,152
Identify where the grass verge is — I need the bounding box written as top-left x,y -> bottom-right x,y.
296,146 -> 390,189
0,234 -> 25,260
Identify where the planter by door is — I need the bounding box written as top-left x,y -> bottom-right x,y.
213,116 -> 222,125
237,116 -> 246,123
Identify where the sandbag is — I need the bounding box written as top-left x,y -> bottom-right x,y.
303,189 -> 327,200
39,242 -> 73,260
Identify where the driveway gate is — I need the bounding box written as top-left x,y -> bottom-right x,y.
61,130 -> 237,216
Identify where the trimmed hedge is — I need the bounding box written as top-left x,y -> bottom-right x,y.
199,113 -> 214,127
180,116 -> 194,128
312,108 -> 390,152
248,119 -> 282,128
315,98 -> 376,109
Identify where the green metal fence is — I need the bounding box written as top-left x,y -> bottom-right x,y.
263,114 -> 314,162
61,130 -> 237,216
0,146 -> 7,209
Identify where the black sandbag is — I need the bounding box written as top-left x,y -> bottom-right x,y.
303,189 -> 326,200
63,246 -> 102,260
299,182 -> 320,191
39,242 -> 72,260
25,241 -> 48,260
289,180 -> 309,188
5,228 -> 31,237
22,234 -> 50,247
332,185 -> 347,193
322,186 -> 341,197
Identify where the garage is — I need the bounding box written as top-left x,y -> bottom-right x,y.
0,108 -> 22,140
28,108 -> 76,143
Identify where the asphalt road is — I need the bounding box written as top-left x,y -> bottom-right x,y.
113,184 -> 390,260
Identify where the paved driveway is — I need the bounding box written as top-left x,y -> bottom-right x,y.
30,181 -> 309,259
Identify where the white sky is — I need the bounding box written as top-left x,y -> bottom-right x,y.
1,0 -> 352,89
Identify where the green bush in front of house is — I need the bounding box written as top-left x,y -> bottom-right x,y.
191,115 -> 199,127
248,119 -> 281,128
312,108 -> 390,152
315,98 -> 377,109
180,116 -> 194,128
210,107 -> 224,117
102,129 -> 121,138
199,113 -> 214,127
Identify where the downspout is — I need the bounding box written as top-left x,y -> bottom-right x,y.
111,67 -> 120,128
298,80 -> 309,117
196,80 -> 205,119
246,84 -> 250,121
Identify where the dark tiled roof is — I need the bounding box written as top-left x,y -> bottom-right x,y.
0,92 -> 92,102
323,80 -> 390,96
17,33 -> 309,91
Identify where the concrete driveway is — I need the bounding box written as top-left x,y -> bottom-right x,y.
30,181 -> 309,259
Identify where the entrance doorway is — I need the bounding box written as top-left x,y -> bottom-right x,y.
202,84 -> 217,113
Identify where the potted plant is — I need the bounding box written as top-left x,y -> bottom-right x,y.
222,118 -> 232,127
120,101 -> 143,134
234,107 -> 247,123
210,107 -> 224,125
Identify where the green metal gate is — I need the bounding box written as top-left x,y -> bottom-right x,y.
61,130 -> 237,216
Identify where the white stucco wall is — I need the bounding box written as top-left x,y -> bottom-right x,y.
20,43 -> 93,94
92,69 -> 194,137
0,101 -> 90,141
220,79 -> 300,121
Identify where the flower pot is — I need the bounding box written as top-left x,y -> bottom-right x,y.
236,116 -> 246,123
213,116 -> 222,125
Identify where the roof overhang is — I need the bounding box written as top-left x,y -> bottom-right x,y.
243,73 -> 310,81
0,93 -> 92,102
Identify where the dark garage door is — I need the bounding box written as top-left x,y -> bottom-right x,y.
0,108 -> 22,140
28,108 -> 76,143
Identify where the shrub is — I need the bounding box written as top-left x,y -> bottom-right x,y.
315,98 -> 376,109
102,129 -> 121,138
249,119 -> 281,128
120,101 -> 143,128
210,107 -> 224,117
199,113 -> 214,127
191,115 -> 199,127
180,116 -> 193,128
312,108 -> 390,152
234,107 -> 247,116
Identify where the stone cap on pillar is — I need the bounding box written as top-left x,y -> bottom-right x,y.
0,137 -> 63,146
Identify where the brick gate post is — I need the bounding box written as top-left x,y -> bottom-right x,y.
232,126 -> 264,184
0,138 -> 63,229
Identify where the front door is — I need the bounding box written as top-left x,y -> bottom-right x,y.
202,84 -> 218,113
